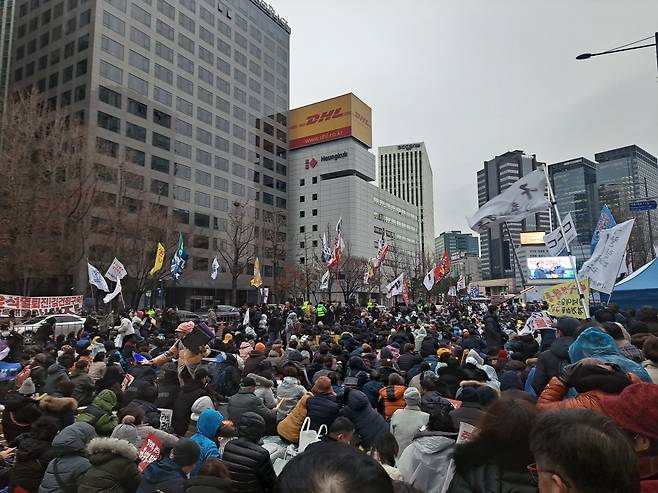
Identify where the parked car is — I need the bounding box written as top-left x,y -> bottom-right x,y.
177,310 -> 201,323
196,304 -> 241,322
14,314 -> 86,344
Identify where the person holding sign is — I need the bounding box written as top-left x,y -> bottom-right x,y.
146,322 -> 211,382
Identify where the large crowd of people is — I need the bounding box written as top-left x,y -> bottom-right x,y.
0,299 -> 657,493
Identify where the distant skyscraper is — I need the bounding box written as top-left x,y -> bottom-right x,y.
435,230 -> 479,258
548,157 -> 598,263
378,142 -> 435,262
595,145 -> 657,266
0,0 -> 15,107
477,150 -> 550,285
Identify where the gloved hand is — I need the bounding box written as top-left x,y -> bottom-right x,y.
558,362 -> 582,386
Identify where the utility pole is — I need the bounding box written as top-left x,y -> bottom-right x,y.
645,177 -> 656,259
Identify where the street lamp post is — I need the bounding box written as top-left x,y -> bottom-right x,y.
576,33 -> 657,66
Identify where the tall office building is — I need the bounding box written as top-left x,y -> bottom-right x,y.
548,157 -> 598,263
0,0 -> 15,106
378,142 -> 435,263
435,230 -> 479,258
477,150 -> 550,286
9,0 -> 291,308
595,145 -> 658,267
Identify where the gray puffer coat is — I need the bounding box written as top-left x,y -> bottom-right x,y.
38,422 -> 97,493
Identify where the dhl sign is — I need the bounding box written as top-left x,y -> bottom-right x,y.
288,93 -> 372,150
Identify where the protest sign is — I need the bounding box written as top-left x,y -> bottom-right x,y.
121,373 -> 135,393
441,422 -> 477,493
138,433 -> 162,472
544,279 -> 590,319
0,294 -> 83,317
158,408 -> 173,431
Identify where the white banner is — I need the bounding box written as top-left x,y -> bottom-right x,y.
320,270 -> 330,290
457,276 -> 466,290
211,257 -> 220,280
521,311 -> 554,335
423,269 -> 436,291
88,262 -> 109,292
105,257 -> 127,282
543,213 -> 578,257
242,308 -> 250,327
467,169 -> 550,233
448,286 -> 457,297
103,278 -> 122,304
386,273 -> 404,299
580,219 -> 634,294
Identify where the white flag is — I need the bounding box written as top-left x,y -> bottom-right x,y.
261,287 -> 269,304
211,257 -> 220,280
543,213 -> 578,257
320,270 -> 330,290
467,169 -> 550,234
88,263 -> 109,292
103,278 -> 122,304
242,308 -> 250,327
457,276 -> 466,290
105,257 -> 127,282
423,269 -> 436,291
580,219 -> 635,294
448,286 -> 457,297
386,273 -> 404,299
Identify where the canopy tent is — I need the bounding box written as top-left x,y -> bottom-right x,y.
609,259 -> 658,310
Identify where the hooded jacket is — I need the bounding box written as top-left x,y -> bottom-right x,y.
275,377 -> 306,420
397,431 -> 455,493
341,389 -> 389,448
483,314 -> 504,351
248,373 -> 276,409
190,410 -> 223,476
10,426 -> 59,493
39,395 -> 78,429
242,351 -> 266,377
531,336 -> 574,395
151,339 -> 211,377
569,328 -> 652,382
137,458 -> 187,493
305,392 -> 342,431
38,422 -> 97,493
70,370 -> 96,407
390,405 -> 430,456
227,389 -> 276,429
77,437 -> 141,493
2,392 -> 42,443
277,392 -> 312,444
43,363 -> 70,395
378,385 -> 407,419
76,390 -> 118,436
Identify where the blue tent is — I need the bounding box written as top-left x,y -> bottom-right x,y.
610,259 -> 658,310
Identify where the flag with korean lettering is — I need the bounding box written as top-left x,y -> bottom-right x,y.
590,205 -> 616,254
171,233 -> 189,281
320,234 -> 332,264
373,231 -> 390,269
327,218 -> 343,269
386,273 -> 404,299
467,169 -> 550,233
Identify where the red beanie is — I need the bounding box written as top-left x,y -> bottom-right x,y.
598,383 -> 658,441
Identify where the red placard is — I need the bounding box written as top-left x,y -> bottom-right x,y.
138,433 -> 162,472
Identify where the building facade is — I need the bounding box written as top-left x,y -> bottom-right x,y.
9,0 -> 291,309
435,230 -> 479,258
0,0 -> 14,106
595,145 -> 658,267
548,157 -> 598,263
378,142 -> 435,263
477,151 -> 550,288
287,93 -> 419,302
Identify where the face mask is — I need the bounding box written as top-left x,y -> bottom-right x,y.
1,331 -> 9,337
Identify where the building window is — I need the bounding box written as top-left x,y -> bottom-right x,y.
130,27 -> 151,50
195,191 -> 210,208
101,35 -> 124,60
127,99 -> 147,118
153,109 -> 171,128
76,59 -> 88,76
173,185 -> 191,202
100,60 -> 123,84
103,11 -> 125,35
129,50 -> 149,73
299,196 -> 305,203
131,4 -> 151,26
97,111 -> 120,133
194,213 -> 210,228
151,179 -> 169,196
299,211 -> 305,218
312,176 -> 318,184
299,257 -> 305,265
154,86 -> 172,106
312,193 -> 317,201
74,85 -> 86,101
312,209 -> 318,216
299,179 -> 305,186
312,224 -> 318,232
128,74 -> 148,96
96,137 -> 119,157
173,208 -> 190,224
125,147 -> 145,166
125,122 -> 146,142
151,156 -> 170,174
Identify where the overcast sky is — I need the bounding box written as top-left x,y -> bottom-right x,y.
274,0 -> 658,238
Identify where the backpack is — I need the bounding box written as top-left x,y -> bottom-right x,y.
213,365 -> 239,398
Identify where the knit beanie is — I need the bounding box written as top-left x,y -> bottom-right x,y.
254,342 -> 266,353
111,415 -> 138,445
598,383 -> 658,440
313,376 -> 333,394
190,396 -> 214,421
172,438 -> 201,467
404,387 -> 421,407
176,321 -> 195,335
18,377 -> 36,396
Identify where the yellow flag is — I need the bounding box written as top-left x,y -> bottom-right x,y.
148,242 -> 165,276
250,257 -> 263,288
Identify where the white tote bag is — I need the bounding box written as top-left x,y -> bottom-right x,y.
297,417 -> 328,453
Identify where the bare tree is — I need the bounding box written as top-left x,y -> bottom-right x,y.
337,244 -> 367,303
0,90 -> 95,295
262,210 -> 286,303
216,201 -> 257,306
278,262 -> 307,302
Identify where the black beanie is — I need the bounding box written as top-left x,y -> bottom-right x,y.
172,438 -> 200,467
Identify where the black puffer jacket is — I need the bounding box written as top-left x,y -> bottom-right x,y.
222,438 -> 276,493
340,389 -> 388,448
10,429 -> 58,493
305,393 -> 341,432
531,336 -> 574,395
483,315 -> 504,351
184,475 -> 233,493
398,352 -> 422,373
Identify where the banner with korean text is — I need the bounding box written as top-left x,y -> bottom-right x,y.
544,279 -> 590,319
0,294 -> 83,317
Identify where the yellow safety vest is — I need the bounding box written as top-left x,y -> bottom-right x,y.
316,305 -> 326,317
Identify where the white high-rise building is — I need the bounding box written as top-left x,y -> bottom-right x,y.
378,142 -> 435,262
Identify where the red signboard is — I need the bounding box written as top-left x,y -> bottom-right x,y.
0,294 -> 83,317
138,433 -> 162,472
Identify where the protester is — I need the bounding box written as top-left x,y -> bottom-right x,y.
530,409 -> 640,493
10,416 -> 60,493
222,412 -> 276,493
305,376 -> 341,431
276,391 -> 313,444
275,366 -> 306,420
137,438 -> 201,493
531,316 -> 579,394
77,435 -> 141,493
172,368 -> 211,436
190,409 -> 224,476
184,458 -> 233,493
371,432 -> 402,481
341,388 -> 388,448
390,387 -> 429,456
641,336 -> 658,383
227,377 -> 276,432
75,389 -> 118,436
3,377 -> 42,442
148,322 -> 211,379
379,373 -> 407,420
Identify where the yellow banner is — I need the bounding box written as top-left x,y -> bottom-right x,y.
148,242 -> 165,276
250,257 -> 263,288
544,279 -> 589,319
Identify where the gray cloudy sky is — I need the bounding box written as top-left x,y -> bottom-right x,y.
274,0 -> 658,237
